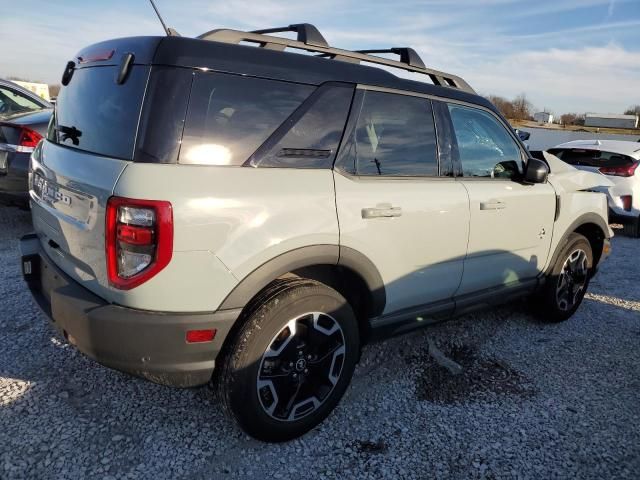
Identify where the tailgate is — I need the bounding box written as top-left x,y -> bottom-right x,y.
30,141 -> 128,297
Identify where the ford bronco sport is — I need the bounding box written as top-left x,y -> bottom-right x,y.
20,24 -> 612,441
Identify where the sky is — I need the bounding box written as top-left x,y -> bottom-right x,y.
1,0 -> 639,114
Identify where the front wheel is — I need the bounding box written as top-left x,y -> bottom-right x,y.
215,279 -> 359,442
535,233 -> 593,322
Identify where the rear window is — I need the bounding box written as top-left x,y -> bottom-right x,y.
548,148 -> 633,168
0,86 -> 45,119
47,65 -> 150,160
179,72 -> 313,166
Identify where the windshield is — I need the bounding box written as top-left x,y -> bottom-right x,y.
0,85 -> 45,119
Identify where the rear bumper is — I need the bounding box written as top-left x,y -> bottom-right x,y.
609,209 -> 638,224
0,150 -> 29,203
20,233 -> 240,388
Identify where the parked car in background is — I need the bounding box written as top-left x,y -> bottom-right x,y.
549,140 -> 640,237
21,25 -> 612,442
0,79 -> 52,206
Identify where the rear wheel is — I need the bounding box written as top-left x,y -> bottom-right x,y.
535,233 -> 593,322
215,279 -> 359,442
622,215 -> 640,238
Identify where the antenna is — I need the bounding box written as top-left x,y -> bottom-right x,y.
148,0 -> 180,36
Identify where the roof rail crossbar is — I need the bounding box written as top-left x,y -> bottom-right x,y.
250,23 -> 329,47
196,26 -> 475,94
355,48 -> 426,69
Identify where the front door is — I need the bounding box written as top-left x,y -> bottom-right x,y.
444,102 -> 556,296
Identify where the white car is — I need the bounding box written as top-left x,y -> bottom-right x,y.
549,140 -> 640,237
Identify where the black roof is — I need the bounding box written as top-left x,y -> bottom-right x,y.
73,34 -> 497,114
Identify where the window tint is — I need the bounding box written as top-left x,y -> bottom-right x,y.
180,73 -> 313,166
547,148 -> 633,168
351,91 -> 437,176
48,66 -> 150,160
448,104 -> 523,179
135,67 -> 193,164
249,84 -> 353,168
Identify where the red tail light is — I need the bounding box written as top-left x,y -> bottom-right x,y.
599,161 -> 639,177
106,197 -> 173,290
16,126 -> 43,153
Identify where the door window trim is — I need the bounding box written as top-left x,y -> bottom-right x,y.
333,85 -> 447,180
356,84 -> 528,171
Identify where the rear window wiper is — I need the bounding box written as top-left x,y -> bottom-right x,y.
56,125 -> 82,145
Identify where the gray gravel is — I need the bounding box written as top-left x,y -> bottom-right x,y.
1,206 -> 639,479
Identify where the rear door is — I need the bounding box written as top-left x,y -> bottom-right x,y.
31,63 -> 151,297
445,102 -> 556,296
334,88 -> 469,315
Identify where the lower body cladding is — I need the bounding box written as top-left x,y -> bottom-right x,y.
19,234 -> 239,388
0,149 -> 29,206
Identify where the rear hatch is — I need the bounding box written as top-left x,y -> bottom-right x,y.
547,147 -> 636,175
31,41 -> 156,298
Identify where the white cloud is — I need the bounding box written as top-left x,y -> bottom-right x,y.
468,44 -> 640,113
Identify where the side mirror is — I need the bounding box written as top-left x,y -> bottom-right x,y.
523,158 -> 549,184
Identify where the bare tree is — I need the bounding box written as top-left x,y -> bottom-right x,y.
624,105 -> 640,116
511,93 -> 533,121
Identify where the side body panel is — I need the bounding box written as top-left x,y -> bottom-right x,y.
456,180 -> 556,295
334,173 -> 469,314
113,164 -> 339,312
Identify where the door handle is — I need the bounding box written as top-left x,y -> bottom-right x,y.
479,200 -> 506,210
361,205 -> 402,219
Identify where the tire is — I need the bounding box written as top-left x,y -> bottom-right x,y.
622,215 -> 640,238
535,233 -> 593,322
215,278 -> 359,442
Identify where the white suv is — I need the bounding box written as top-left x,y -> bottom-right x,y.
549,140 -> 640,237
20,25 -> 612,441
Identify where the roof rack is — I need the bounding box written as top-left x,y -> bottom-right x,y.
197,23 -> 475,94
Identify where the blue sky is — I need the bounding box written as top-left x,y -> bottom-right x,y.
1,0 -> 639,114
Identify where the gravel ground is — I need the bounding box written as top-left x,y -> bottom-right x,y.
0,206 -> 639,479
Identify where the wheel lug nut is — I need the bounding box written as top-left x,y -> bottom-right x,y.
289,362 -> 294,367
307,354 -> 312,360
304,369 -> 308,374
298,351 -> 303,356
292,373 -> 298,378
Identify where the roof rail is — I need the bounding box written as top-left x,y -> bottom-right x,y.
355,48 -> 425,69
196,24 -> 475,94
250,23 -> 329,47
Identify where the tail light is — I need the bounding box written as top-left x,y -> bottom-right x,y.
17,126 -> 43,152
599,161 -> 639,177
621,195 -> 633,212
106,197 -> 173,290
0,124 -> 43,153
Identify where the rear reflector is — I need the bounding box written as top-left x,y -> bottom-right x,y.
621,195 -> 632,212
186,329 -> 216,343
599,161 -> 639,177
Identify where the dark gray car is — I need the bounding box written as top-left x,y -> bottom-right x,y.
0,79 -> 52,206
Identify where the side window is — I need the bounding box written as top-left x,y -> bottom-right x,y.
447,104 -> 523,179
180,73 -> 313,166
248,84 -> 354,168
353,91 -> 438,176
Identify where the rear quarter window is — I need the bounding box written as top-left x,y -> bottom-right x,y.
48,65 -> 150,160
179,73 -> 313,166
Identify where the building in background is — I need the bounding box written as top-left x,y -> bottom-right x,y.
11,81 -> 50,102
584,113 -> 639,129
533,111 -> 553,124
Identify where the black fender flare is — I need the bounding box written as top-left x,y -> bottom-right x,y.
218,245 -> 386,316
